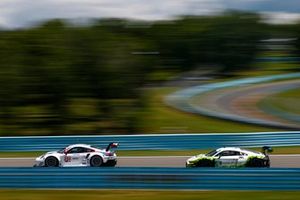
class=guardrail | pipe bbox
[0,167,299,190]
[166,73,300,129]
[0,132,300,151]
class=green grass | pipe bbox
[0,87,276,136]
[141,88,276,133]
[260,88,300,115]
[0,151,45,158]
[236,62,300,77]
[0,190,300,200]
[258,51,294,58]
[1,146,300,157]
[234,48,299,77]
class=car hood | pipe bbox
[38,151,59,158]
[45,151,59,155]
[187,154,212,163]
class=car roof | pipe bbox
[65,144,98,150]
[216,147,242,152]
[215,147,262,155]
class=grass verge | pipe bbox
[141,88,276,133]
[0,190,300,200]
[259,87,300,116]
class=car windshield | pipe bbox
[57,148,66,153]
[205,150,217,157]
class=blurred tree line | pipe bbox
[0,12,296,135]
[294,24,300,57]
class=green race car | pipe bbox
[186,146,273,168]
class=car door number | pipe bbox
[64,156,71,162]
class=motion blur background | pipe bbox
[1,1,300,200]
[0,0,299,136]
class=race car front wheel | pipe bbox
[45,156,59,167]
[90,155,103,167]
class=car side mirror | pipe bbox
[63,149,68,155]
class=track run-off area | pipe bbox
[166,73,300,129]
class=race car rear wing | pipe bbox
[106,142,119,152]
[262,146,273,155]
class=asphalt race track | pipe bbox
[190,79,300,129]
[166,73,300,129]
[0,155,300,168]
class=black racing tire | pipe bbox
[45,156,59,167]
[245,157,265,167]
[102,160,117,167]
[195,159,215,167]
[265,159,270,168]
[90,155,103,167]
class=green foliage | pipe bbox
[294,23,300,59]
[0,13,267,135]
[151,12,264,73]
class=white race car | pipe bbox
[34,143,118,167]
[186,146,272,168]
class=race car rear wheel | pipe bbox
[102,160,117,167]
[45,156,59,167]
[90,155,103,167]
[245,157,265,167]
